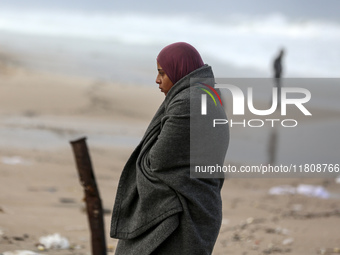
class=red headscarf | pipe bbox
[157,42,204,85]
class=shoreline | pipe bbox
[1,49,340,255]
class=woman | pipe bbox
[110,42,229,254]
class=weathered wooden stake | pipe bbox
[70,137,107,255]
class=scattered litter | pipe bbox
[107,245,115,252]
[36,244,45,251]
[38,233,70,249]
[246,217,254,224]
[318,247,340,254]
[265,227,290,235]
[297,184,330,199]
[268,185,296,195]
[2,251,42,255]
[263,245,291,254]
[1,156,31,165]
[269,184,330,199]
[276,227,290,236]
[282,238,294,245]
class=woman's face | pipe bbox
[156,62,174,96]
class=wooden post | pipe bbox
[70,137,107,255]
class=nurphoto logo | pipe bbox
[200,82,312,128]
[197,82,223,115]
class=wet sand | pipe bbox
[1,54,340,255]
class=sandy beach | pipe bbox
[1,51,340,255]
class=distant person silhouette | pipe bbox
[273,48,285,108]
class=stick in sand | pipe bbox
[70,137,107,255]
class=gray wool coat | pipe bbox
[110,65,229,255]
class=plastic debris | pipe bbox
[276,227,290,236]
[268,185,296,195]
[282,238,294,245]
[38,233,70,249]
[296,184,330,199]
[2,251,42,255]
[269,184,330,199]
[1,156,30,165]
[36,244,45,251]
[246,217,254,224]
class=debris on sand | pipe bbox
[38,233,69,250]
[1,251,42,255]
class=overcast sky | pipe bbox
[0,0,339,22]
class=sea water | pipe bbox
[0,1,339,83]
[0,1,339,165]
